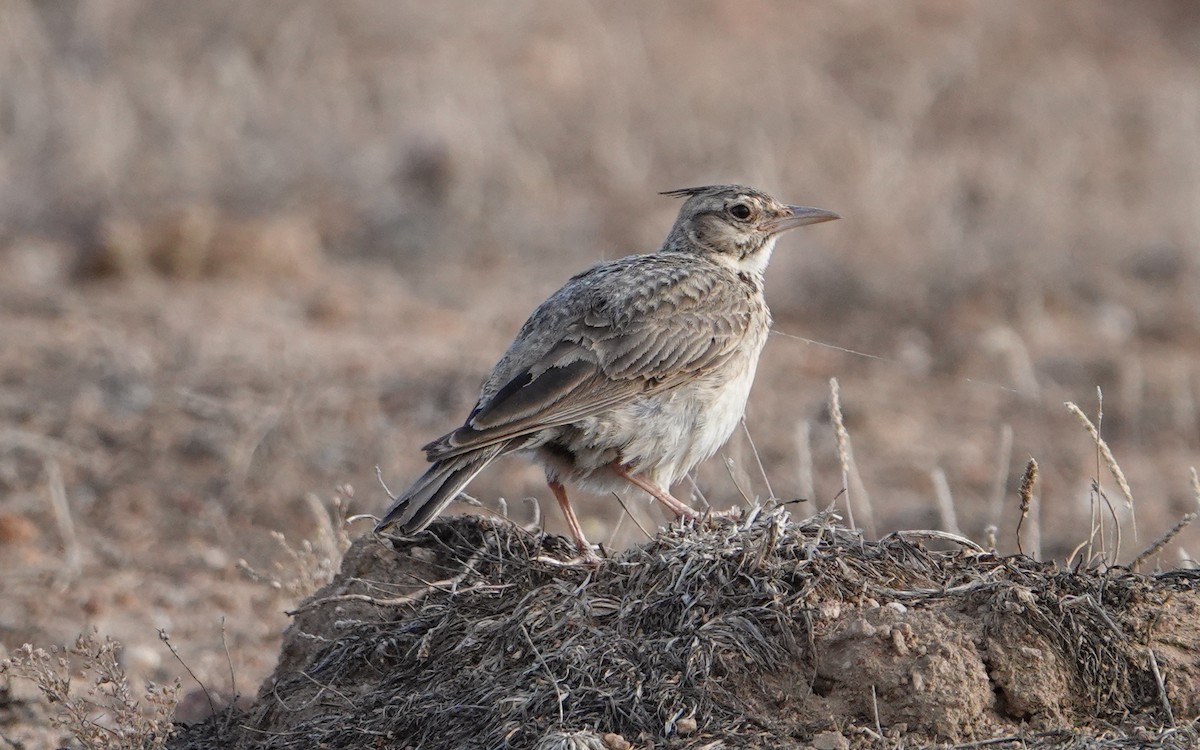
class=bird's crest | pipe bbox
[660,184,753,200]
[659,186,717,199]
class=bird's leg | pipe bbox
[548,479,601,562]
[610,463,698,519]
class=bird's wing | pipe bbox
[425,256,756,460]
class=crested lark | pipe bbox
[376,185,838,557]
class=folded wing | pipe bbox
[425,256,754,460]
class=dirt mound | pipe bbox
[169,510,1200,749]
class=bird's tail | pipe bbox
[375,443,509,534]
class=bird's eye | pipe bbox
[729,203,752,220]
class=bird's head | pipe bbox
[658,185,838,277]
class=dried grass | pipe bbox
[236,486,354,600]
[168,512,1199,750]
[828,377,874,536]
[1066,399,1137,554]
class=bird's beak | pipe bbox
[769,205,841,233]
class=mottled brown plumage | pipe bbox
[376,185,838,558]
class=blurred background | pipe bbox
[2,0,1199,725]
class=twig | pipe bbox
[948,733,1055,749]
[829,378,874,536]
[1028,493,1041,562]
[1147,649,1176,727]
[286,585,481,617]
[522,496,542,531]
[611,492,652,541]
[605,495,626,549]
[375,465,396,500]
[298,670,358,709]
[1093,388,1106,562]
[882,529,986,553]
[1066,538,1090,571]
[1060,593,1123,636]
[988,424,1013,534]
[795,419,814,503]
[983,525,998,554]
[160,629,216,719]
[684,472,712,510]
[288,543,492,616]
[520,624,565,724]
[1066,399,1137,546]
[1096,482,1122,570]
[869,579,997,600]
[870,685,883,740]
[1178,548,1198,570]
[828,378,853,531]
[305,493,338,560]
[1016,458,1037,557]
[221,616,237,702]
[740,417,774,500]
[44,459,81,591]
[930,467,962,537]
[723,456,754,507]
[220,617,239,732]
[1131,513,1196,572]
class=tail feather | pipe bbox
[375,443,508,534]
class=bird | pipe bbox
[376,184,838,559]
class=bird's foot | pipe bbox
[545,479,606,566]
[576,546,605,568]
[610,463,697,519]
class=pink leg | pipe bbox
[610,464,698,519]
[548,480,600,561]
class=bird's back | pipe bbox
[479,251,763,407]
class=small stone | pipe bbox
[675,716,697,735]
[0,513,38,544]
[201,546,229,569]
[811,729,850,750]
[602,733,631,750]
[124,643,162,675]
[409,547,438,563]
[886,601,907,614]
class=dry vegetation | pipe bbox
[2,1,1200,748]
[4,632,179,750]
[171,513,1200,749]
